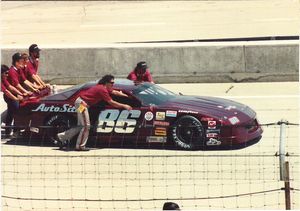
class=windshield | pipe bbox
[132,83,177,106]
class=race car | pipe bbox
[13,79,263,150]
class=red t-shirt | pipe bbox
[1,83,7,93]
[2,76,11,89]
[80,84,112,106]
[19,68,27,82]
[1,77,11,96]
[26,57,39,75]
[127,69,153,82]
[8,66,22,86]
[22,65,33,79]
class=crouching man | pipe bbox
[57,75,132,151]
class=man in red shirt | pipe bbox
[21,53,43,91]
[1,65,24,136]
[127,61,154,83]
[8,53,32,96]
[26,44,48,88]
[57,75,132,151]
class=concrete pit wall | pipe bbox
[1,41,298,84]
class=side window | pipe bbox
[112,95,141,107]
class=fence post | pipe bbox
[284,161,291,210]
[279,120,287,181]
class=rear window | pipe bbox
[43,81,96,101]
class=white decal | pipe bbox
[225,105,236,111]
[166,110,177,117]
[146,136,167,143]
[115,110,141,133]
[206,133,218,138]
[30,127,39,133]
[155,112,165,120]
[97,109,141,133]
[144,111,154,121]
[206,138,221,146]
[97,109,119,133]
[32,104,76,113]
[178,110,198,114]
[229,116,240,125]
[208,120,217,129]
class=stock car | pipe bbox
[13,79,263,150]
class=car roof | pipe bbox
[43,79,150,101]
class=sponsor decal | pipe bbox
[155,112,165,121]
[146,136,167,143]
[30,127,39,133]
[206,138,221,146]
[206,133,219,138]
[154,127,167,136]
[178,110,198,114]
[201,117,214,121]
[228,116,240,125]
[208,120,217,129]
[144,111,154,121]
[153,121,170,127]
[32,104,76,113]
[166,110,177,117]
[206,129,221,133]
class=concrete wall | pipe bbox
[1,41,298,84]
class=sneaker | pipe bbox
[75,147,90,151]
[57,132,65,142]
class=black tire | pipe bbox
[44,114,76,143]
[170,115,204,150]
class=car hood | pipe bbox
[161,95,256,121]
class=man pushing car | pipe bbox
[57,75,132,151]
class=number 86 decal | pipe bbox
[97,109,141,133]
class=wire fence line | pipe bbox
[1,121,299,210]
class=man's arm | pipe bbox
[23,80,40,93]
[111,90,129,97]
[31,74,45,87]
[16,84,30,95]
[8,85,23,96]
[3,89,23,101]
[107,99,132,110]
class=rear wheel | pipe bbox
[45,114,76,144]
[170,115,204,150]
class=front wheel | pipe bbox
[44,114,76,144]
[170,115,204,150]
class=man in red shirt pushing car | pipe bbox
[57,75,132,151]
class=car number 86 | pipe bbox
[97,109,141,133]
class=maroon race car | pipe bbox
[13,79,263,150]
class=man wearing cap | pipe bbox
[57,74,132,151]
[7,53,32,96]
[26,44,48,88]
[1,64,24,136]
[21,53,43,91]
[127,61,154,83]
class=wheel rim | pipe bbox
[175,118,203,145]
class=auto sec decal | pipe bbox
[32,104,76,112]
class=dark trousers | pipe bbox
[3,95,19,134]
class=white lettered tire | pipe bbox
[170,115,204,150]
